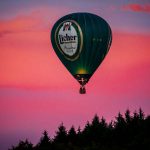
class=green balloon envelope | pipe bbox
[51,12,112,93]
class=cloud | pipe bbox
[0,30,13,37]
[123,3,150,13]
[0,6,70,38]
[0,13,45,37]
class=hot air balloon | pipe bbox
[51,12,112,94]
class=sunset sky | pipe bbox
[0,0,150,149]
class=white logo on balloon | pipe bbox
[58,21,78,56]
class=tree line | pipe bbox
[9,108,150,150]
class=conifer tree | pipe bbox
[68,126,76,144]
[125,109,132,124]
[100,116,107,128]
[115,112,126,128]
[36,130,51,150]
[91,114,100,127]
[77,126,81,135]
[9,139,33,150]
[54,123,67,143]
[139,108,145,120]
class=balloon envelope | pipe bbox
[51,12,112,93]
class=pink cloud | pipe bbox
[0,6,71,37]
[0,15,42,37]
[123,3,150,13]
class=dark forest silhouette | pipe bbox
[9,108,150,150]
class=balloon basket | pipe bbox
[79,86,86,94]
[74,74,90,94]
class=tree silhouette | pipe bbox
[77,126,81,135]
[125,109,132,125]
[54,123,67,143]
[9,108,150,150]
[67,126,76,144]
[35,130,51,150]
[9,139,33,150]
[139,107,145,120]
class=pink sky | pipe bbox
[0,1,150,149]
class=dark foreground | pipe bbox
[9,108,150,150]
